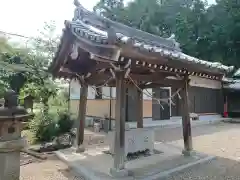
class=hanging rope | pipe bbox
[127,75,182,109]
[75,70,183,106]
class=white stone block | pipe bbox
[108,128,154,157]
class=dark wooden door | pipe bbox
[152,88,171,120]
[126,87,137,122]
[152,88,161,120]
[159,88,170,120]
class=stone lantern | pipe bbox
[0,90,32,180]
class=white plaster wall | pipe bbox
[70,80,115,100]
[104,87,152,100]
[143,89,152,100]
[189,76,221,89]
[102,87,111,99]
[91,86,152,100]
[69,79,95,100]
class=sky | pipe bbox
[0,0,215,39]
[0,0,99,38]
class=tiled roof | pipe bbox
[223,77,240,89]
[224,80,240,89]
[233,68,240,77]
[66,20,234,73]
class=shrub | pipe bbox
[29,110,59,142]
[57,111,75,135]
[29,109,75,143]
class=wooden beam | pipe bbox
[50,32,74,74]
[76,82,88,153]
[181,77,193,156]
[121,47,226,75]
[73,36,118,61]
[92,56,188,76]
[86,71,182,83]
[142,79,184,89]
[129,74,177,81]
[112,70,126,171]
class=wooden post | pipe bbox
[68,81,71,113]
[76,83,88,153]
[137,89,143,128]
[110,70,128,177]
[181,78,193,156]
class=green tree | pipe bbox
[93,0,240,67]
[0,37,32,96]
[21,21,59,112]
[204,0,240,67]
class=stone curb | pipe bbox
[222,118,240,123]
[151,118,231,130]
[21,149,47,160]
[55,150,103,180]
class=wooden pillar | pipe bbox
[68,81,71,113]
[137,89,143,128]
[76,84,88,153]
[110,70,128,177]
[181,78,193,156]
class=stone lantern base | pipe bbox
[0,137,27,180]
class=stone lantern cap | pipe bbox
[0,90,32,121]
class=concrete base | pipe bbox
[110,168,129,178]
[127,116,232,129]
[75,145,85,153]
[84,115,231,129]
[108,128,154,157]
[0,152,20,180]
[55,142,215,180]
[223,118,240,123]
[182,149,196,157]
[0,137,26,180]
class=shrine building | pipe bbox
[49,1,234,178]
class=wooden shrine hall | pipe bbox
[49,0,234,177]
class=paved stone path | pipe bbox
[20,122,240,179]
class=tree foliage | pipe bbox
[0,37,31,96]
[21,21,59,111]
[0,21,58,109]
[94,0,240,67]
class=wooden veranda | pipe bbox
[49,0,234,176]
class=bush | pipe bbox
[29,109,75,143]
[29,110,59,142]
[57,111,75,135]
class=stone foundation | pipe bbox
[108,128,154,157]
[0,152,20,180]
[0,138,26,180]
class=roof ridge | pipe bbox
[72,0,181,51]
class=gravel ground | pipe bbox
[20,154,84,180]
[163,158,240,180]
[20,122,240,180]
[155,122,240,179]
